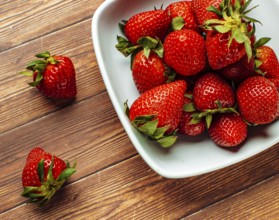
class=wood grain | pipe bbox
[0,19,105,133]
[1,143,279,219]
[184,175,279,220]
[0,0,103,52]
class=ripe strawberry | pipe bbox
[127,80,187,147]
[193,72,235,111]
[163,29,206,76]
[124,9,171,46]
[191,0,245,26]
[236,76,279,125]
[206,30,247,70]
[179,93,206,136]
[255,45,279,90]
[20,51,77,98]
[165,1,199,32]
[203,0,256,70]
[218,54,255,84]
[191,0,223,26]
[132,50,173,93]
[208,113,247,147]
[21,147,76,205]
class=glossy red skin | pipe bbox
[165,1,199,32]
[163,29,206,76]
[132,51,167,93]
[35,55,77,98]
[193,72,235,111]
[208,113,247,147]
[236,76,279,125]
[178,94,206,136]
[256,46,279,90]
[191,0,245,26]
[22,147,67,187]
[129,80,187,132]
[218,55,255,84]
[206,31,246,70]
[124,9,171,45]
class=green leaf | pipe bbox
[205,114,213,129]
[35,51,50,59]
[157,136,178,148]
[132,115,156,127]
[152,126,169,140]
[57,168,76,181]
[189,117,201,125]
[183,103,196,113]
[153,40,164,58]
[253,37,271,49]
[19,71,33,76]
[244,36,252,60]
[137,119,158,136]
[119,20,127,35]
[26,193,45,199]
[124,100,130,117]
[254,59,263,68]
[171,16,185,31]
[21,186,40,196]
[37,159,45,183]
[207,5,222,16]
[213,25,231,33]
[27,60,46,68]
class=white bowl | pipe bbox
[92,0,279,178]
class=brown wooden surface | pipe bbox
[1,0,279,219]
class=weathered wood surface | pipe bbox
[1,0,279,219]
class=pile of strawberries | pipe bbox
[116,0,279,148]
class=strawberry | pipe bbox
[163,29,206,76]
[165,1,199,32]
[179,93,206,136]
[193,72,235,111]
[132,50,174,93]
[191,0,245,26]
[20,51,77,98]
[218,54,255,84]
[236,76,279,125]
[21,147,76,205]
[126,80,187,147]
[191,0,223,26]
[208,113,247,147]
[203,0,257,70]
[255,45,279,90]
[124,9,171,46]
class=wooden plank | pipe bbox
[0,0,103,51]
[1,142,279,219]
[0,92,137,213]
[0,19,106,133]
[184,175,279,220]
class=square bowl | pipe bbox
[92,0,279,178]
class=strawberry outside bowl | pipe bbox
[92,0,279,179]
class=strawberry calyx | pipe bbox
[184,100,239,128]
[124,102,177,148]
[204,0,260,60]
[171,16,185,31]
[21,157,76,205]
[19,51,59,87]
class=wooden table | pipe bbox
[1,1,279,219]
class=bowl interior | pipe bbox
[92,0,279,178]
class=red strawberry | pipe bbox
[165,1,199,32]
[163,29,206,76]
[236,76,279,125]
[124,9,171,46]
[20,51,77,98]
[255,45,279,90]
[218,54,255,84]
[127,80,187,147]
[191,0,245,26]
[208,113,247,147]
[191,0,223,26]
[21,147,76,205]
[132,50,173,93]
[193,72,235,111]
[206,30,247,70]
[179,93,206,136]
